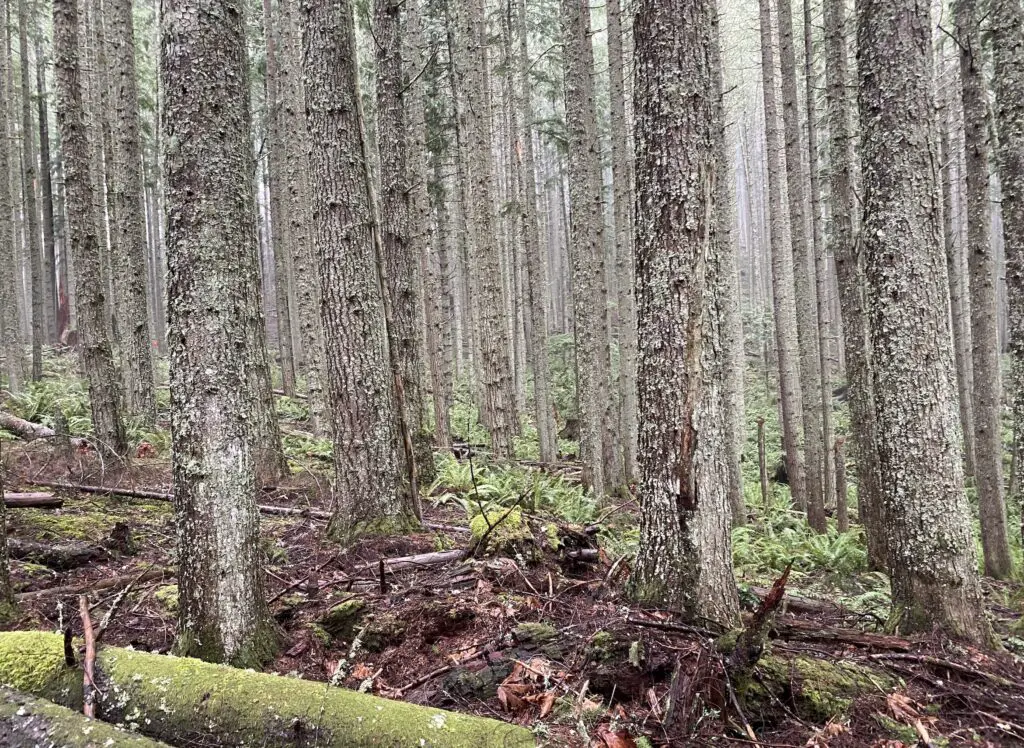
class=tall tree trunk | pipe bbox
[630,0,740,628]
[954,0,1013,578]
[279,0,329,437]
[857,0,993,643]
[161,0,278,667]
[777,0,825,531]
[375,0,432,485]
[107,0,156,424]
[17,0,43,381]
[261,0,296,399]
[302,0,414,541]
[513,0,556,464]
[36,37,57,346]
[824,0,885,567]
[51,0,126,454]
[606,0,637,482]
[0,0,23,392]
[447,0,517,457]
[561,0,617,495]
[991,0,1024,545]
[757,0,807,513]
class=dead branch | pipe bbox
[770,617,912,651]
[729,563,792,678]
[7,539,108,571]
[3,492,62,508]
[17,567,171,601]
[78,596,96,718]
[355,549,468,573]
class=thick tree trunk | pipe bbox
[17,0,43,381]
[52,0,126,456]
[447,0,517,457]
[561,0,617,496]
[630,0,740,628]
[0,0,23,393]
[857,0,993,643]
[991,0,1024,546]
[757,0,807,513]
[161,0,279,667]
[107,0,156,424]
[35,38,57,346]
[824,0,885,569]
[302,0,413,542]
[955,0,1013,579]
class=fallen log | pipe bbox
[7,539,108,571]
[749,585,848,616]
[0,412,85,448]
[0,631,535,747]
[770,617,912,651]
[15,567,171,601]
[3,492,63,509]
[0,684,168,747]
[356,548,469,573]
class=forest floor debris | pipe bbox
[0,449,1023,746]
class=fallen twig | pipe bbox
[390,663,456,697]
[78,595,97,718]
[866,653,1020,688]
[17,567,170,601]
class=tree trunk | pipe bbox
[824,0,886,569]
[447,0,517,458]
[161,0,279,667]
[107,0,156,424]
[279,0,329,437]
[630,0,740,628]
[302,0,413,542]
[35,38,57,346]
[857,0,993,643]
[561,0,617,495]
[0,0,23,393]
[0,441,13,615]
[955,0,1013,579]
[757,0,807,513]
[777,0,825,531]
[17,0,43,381]
[834,437,849,533]
[52,0,126,456]
[991,0,1024,547]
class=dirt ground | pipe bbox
[3,442,1024,747]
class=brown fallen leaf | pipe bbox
[592,725,637,748]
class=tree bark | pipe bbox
[757,0,807,514]
[991,0,1024,546]
[857,0,993,643]
[824,0,885,569]
[107,0,157,424]
[955,0,1013,578]
[0,0,23,393]
[35,37,57,346]
[630,0,740,628]
[302,0,414,541]
[161,0,279,667]
[52,0,126,456]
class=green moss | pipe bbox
[319,599,367,640]
[543,523,561,550]
[0,632,534,747]
[154,585,179,613]
[309,624,332,647]
[715,630,741,655]
[10,511,110,542]
[586,630,626,662]
[362,613,408,652]
[512,622,557,645]
[469,508,532,556]
[327,513,421,546]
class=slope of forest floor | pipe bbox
[2,358,1024,746]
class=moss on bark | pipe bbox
[0,631,534,747]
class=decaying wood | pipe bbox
[749,585,847,616]
[771,617,912,651]
[0,412,85,448]
[729,563,792,678]
[7,538,108,570]
[78,595,96,718]
[2,492,62,508]
[16,567,171,601]
[356,548,469,573]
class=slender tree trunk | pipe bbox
[834,437,849,533]
[606,0,637,482]
[0,441,12,616]
[107,0,156,423]
[991,0,1024,546]
[161,0,278,668]
[261,0,296,399]
[561,0,617,495]
[777,0,825,531]
[630,0,740,628]
[857,0,993,643]
[757,0,807,513]
[0,0,23,392]
[36,37,57,346]
[954,0,1013,578]
[17,0,43,381]
[447,0,517,457]
[51,0,126,454]
[825,0,885,568]
[280,0,329,436]
[302,0,414,541]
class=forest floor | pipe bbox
[3,440,1024,747]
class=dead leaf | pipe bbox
[805,721,849,747]
[350,663,375,680]
[538,691,556,718]
[592,725,637,748]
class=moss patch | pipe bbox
[319,599,367,641]
[154,585,179,613]
[469,508,533,557]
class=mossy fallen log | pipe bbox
[0,631,535,747]
[0,684,168,747]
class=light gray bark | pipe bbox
[954,0,1013,578]
[0,0,23,393]
[302,0,413,541]
[161,0,278,667]
[35,38,57,347]
[631,0,740,628]
[857,0,993,642]
[52,0,126,454]
[757,0,807,513]
[107,0,156,423]
[17,0,42,381]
